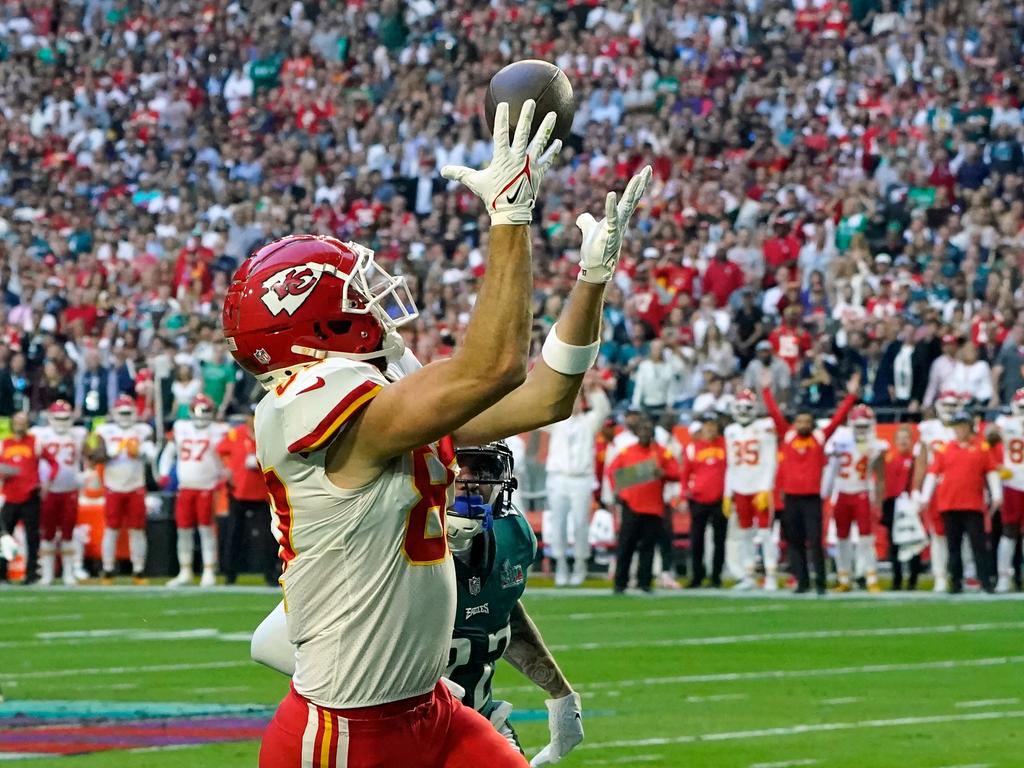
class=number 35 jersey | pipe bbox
[255,357,457,709]
[724,418,777,495]
[447,510,536,716]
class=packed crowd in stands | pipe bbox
[1,0,1024,430]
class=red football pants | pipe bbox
[259,681,528,768]
[735,493,771,529]
[175,488,215,528]
[40,491,78,540]
[1003,487,1024,528]
[104,489,146,529]
[833,492,873,539]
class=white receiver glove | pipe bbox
[441,100,562,226]
[576,165,652,284]
[530,692,583,767]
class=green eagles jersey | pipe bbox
[447,510,537,715]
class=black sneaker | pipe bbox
[685,579,703,589]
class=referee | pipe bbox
[920,410,1000,593]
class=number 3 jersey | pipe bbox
[31,426,87,493]
[995,415,1024,491]
[158,420,229,490]
[724,418,777,495]
[447,510,536,716]
[255,357,457,709]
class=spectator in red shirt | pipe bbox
[762,369,860,593]
[769,306,813,373]
[217,406,275,586]
[921,411,1001,593]
[680,414,728,588]
[763,221,801,280]
[882,426,921,590]
[0,412,57,585]
[607,415,680,594]
[702,249,744,309]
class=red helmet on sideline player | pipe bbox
[849,404,875,442]
[112,394,136,428]
[731,389,757,425]
[1012,388,1024,418]
[221,236,417,389]
[190,393,215,427]
[47,399,73,434]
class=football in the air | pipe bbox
[484,60,574,147]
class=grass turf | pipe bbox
[2,584,1023,767]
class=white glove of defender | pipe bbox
[441,100,562,226]
[576,165,652,284]
[530,692,584,766]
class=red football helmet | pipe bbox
[112,394,136,428]
[849,404,875,442]
[47,399,73,433]
[222,236,417,387]
[731,389,757,424]
[1012,388,1024,418]
[190,394,215,426]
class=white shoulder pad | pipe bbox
[273,358,387,455]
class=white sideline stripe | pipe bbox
[750,761,820,768]
[547,621,1024,651]
[501,655,1024,695]
[0,628,254,648]
[821,697,863,705]
[576,710,1024,749]
[562,605,788,621]
[1,660,252,680]
[932,764,990,768]
[524,587,1024,602]
[1,613,85,624]
[955,698,1019,708]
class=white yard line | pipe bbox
[547,621,1024,652]
[684,693,748,703]
[501,655,1024,695]
[955,698,1019,708]
[750,760,820,768]
[1,660,252,680]
[561,605,789,621]
[574,710,1024,750]
[820,697,863,705]
[584,756,663,765]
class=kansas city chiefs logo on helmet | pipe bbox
[260,263,330,316]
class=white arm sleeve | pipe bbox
[987,471,1003,508]
[157,440,176,479]
[251,601,296,676]
[920,473,937,506]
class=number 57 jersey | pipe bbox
[255,358,457,709]
[724,418,777,495]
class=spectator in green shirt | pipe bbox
[250,48,283,92]
[201,342,237,419]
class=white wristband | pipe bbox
[542,323,600,375]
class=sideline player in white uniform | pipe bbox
[825,405,887,592]
[223,100,650,767]
[92,395,156,584]
[32,400,87,586]
[724,390,778,590]
[913,389,960,592]
[990,388,1024,592]
[160,394,229,587]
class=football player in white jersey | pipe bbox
[825,405,887,592]
[723,390,779,590]
[913,389,960,592]
[32,400,87,586]
[223,99,650,767]
[990,388,1024,592]
[160,394,229,587]
[92,395,156,585]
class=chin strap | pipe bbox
[452,494,494,531]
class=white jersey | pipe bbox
[724,418,777,495]
[95,422,155,493]
[995,415,1024,491]
[256,357,456,709]
[917,419,955,466]
[826,426,887,495]
[31,426,86,494]
[159,420,229,490]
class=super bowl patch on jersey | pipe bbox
[499,559,525,589]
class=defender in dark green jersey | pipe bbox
[446,441,583,765]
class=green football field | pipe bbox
[2,585,1024,767]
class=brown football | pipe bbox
[484,60,574,148]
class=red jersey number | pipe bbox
[838,453,869,480]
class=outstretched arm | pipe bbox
[454,168,651,447]
[504,601,572,697]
